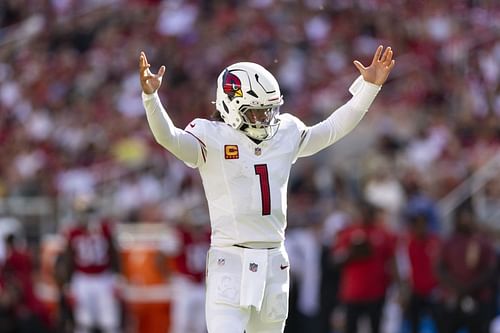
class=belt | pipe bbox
[233,244,278,250]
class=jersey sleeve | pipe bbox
[296,76,381,158]
[183,118,209,168]
[278,113,308,164]
[142,92,204,167]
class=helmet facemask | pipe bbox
[240,105,281,140]
[215,62,283,141]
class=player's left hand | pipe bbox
[353,45,395,86]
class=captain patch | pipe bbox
[224,145,239,159]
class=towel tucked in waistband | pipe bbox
[239,248,268,310]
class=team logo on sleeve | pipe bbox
[224,145,239,159]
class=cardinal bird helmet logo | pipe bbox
[222,70,243,100]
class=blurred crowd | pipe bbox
[0,0,499,332]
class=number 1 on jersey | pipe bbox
[254,164,271,216]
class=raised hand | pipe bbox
[139,51,166,94]
[353,45,395,86]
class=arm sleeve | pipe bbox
[142,92,202,166]
[297,76,381,158]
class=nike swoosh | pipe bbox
[280,265,288,270]
[189,123,196,128]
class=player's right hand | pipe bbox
[139,51,166,94]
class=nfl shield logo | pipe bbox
[218,258,225,266]
[254,147,261,156]
[249,263,258,272]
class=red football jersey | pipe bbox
[174,225,210,283]
[66,220,114,274]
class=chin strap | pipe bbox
[243,120,281,141]
[243,127,268,140]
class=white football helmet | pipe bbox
[215,62,283,140]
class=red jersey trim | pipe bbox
[186,130,207,163]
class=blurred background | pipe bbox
[0,0,498,332]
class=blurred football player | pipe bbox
[436,205,497,333]
[333,201,397,333]
[4,233,52,333]
[59,195,122,333]
[170,207,211,333]
[139,45,395,333]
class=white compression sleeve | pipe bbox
[142,92,201,165]
[298,77,381,158]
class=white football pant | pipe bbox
[205,245,289,333]
[71,272,120,333]
[170,274,206,333]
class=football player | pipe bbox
[139,45,395,333]
[170,208,211,333]
[59,195,122,333]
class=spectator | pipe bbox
[363,157,406,230]
[436,205,497,333]
[285,211,324,333]
[400,211,441,333]
[0,1,497,227]
[473,177,500,249]
[4,233,52,333]
[0,217,22,265]
[333,201,397,333]
[0,262,17,333]
[319,198,353,333]
[402,170,441,233]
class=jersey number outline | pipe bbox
[254,164,271,215]
[73,234,109,266]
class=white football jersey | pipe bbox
[143,76,380,248]
[184,114,307,247]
